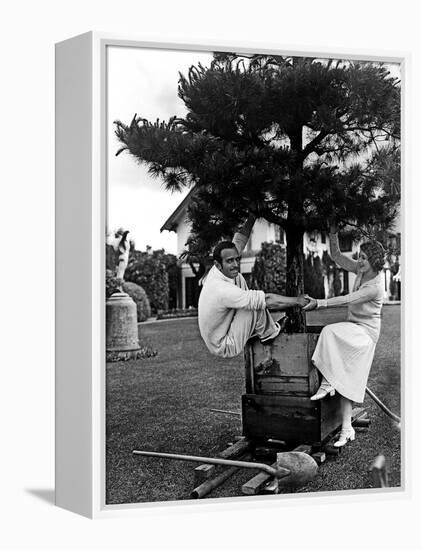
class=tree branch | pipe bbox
[236,213,256,239]
[301,129,329,158]
[260,208,284,226]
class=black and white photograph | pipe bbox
[105,45,402,505]
[6,0,421,545]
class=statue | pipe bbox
[115,229,130,285]
[106,228,156,361]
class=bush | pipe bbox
[251,242,346,300]
[156,308,198,320]
[156,250,178,310]
[122,281,151,322]
[251,242,286,293]
[106,269,120,299]
[125,248,171,313]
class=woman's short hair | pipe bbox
[213,241,238,264]
[360,241,385,272]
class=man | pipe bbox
[198,215,308,358]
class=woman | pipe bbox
[303,225,385,447]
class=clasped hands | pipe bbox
[298,294,317,311]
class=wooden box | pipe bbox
[245,333,320,397]
[242,392,342,444]
[242,317,345,444]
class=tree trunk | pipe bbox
[285,225,306,332]
[285,123,305,332]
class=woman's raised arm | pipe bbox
[232,214,256,255]
[329,232,359,274]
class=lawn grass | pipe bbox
[106,305,401,504]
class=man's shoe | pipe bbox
[260,321,281,346]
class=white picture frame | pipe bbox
[55,31,408,518]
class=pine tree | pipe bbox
[115,54,400,330]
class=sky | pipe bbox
[107,49,401,254]
[107,46,213,254]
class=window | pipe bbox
[185,277,200,308]
[274,225,285,244]
[338,233,353,252]
[387,233,401,253]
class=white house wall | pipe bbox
[176,216,192,256]
[249,219,277,250]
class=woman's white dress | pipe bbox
[311,234,384,403]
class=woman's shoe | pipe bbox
[333,427,355,448]
[310,383,336,401]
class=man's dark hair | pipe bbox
[213,241,238,264]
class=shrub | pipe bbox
[121,281,151,322]
[251,242,286,293]
[156,308,198,320]
[158,251,178,310]
[251,242,343,300]
[106,269,120,299]
[125,247,171,313]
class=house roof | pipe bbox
[160,187,196,232]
